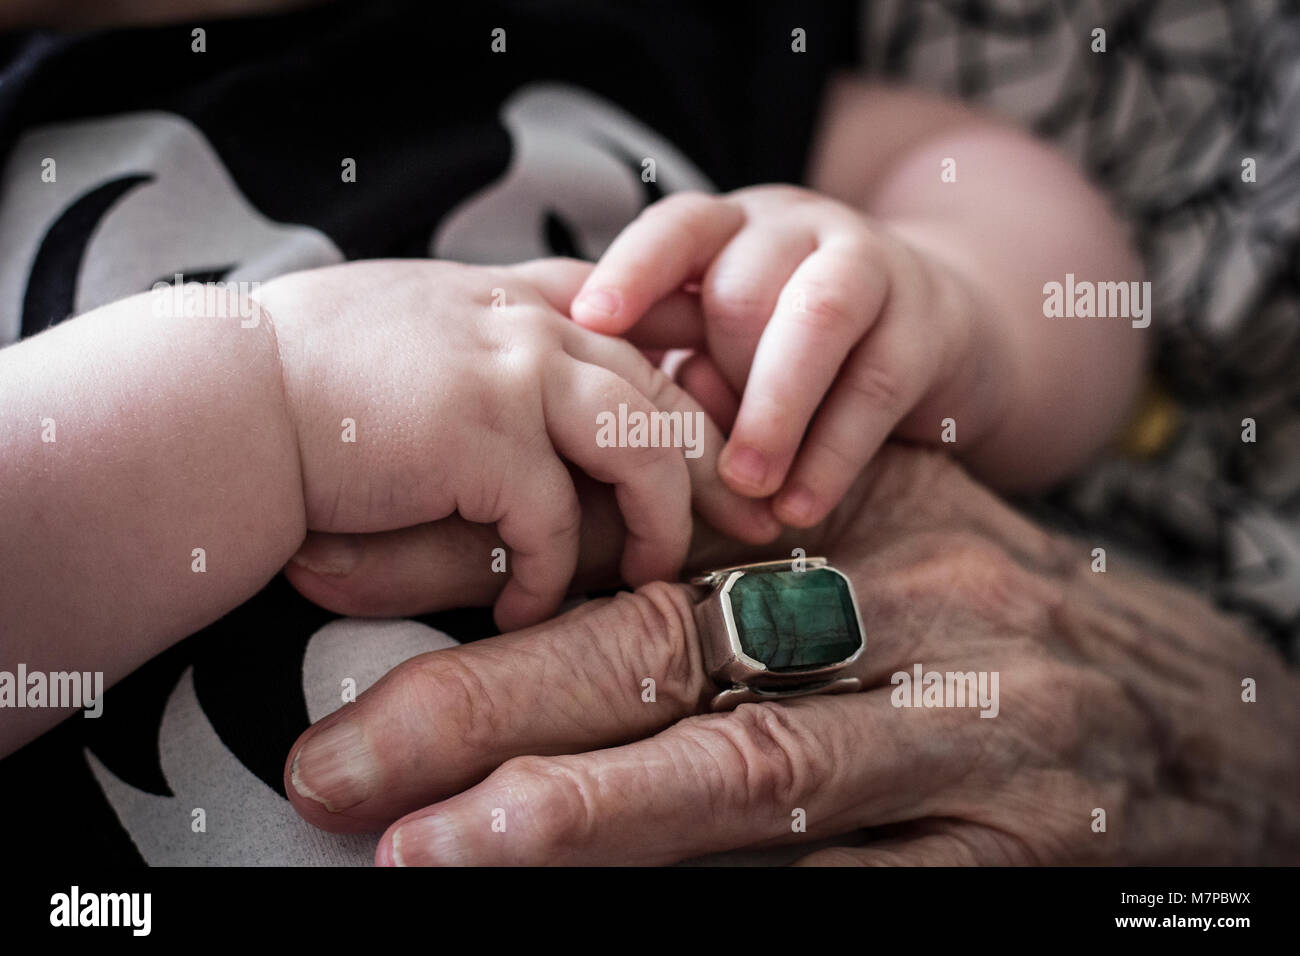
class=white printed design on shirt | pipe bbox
[86,619,459,866]
[0,111,344,344]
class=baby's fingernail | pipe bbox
[573,287,621,321]
[391,814,467,866]
[777,486,818,526]
[724,445,769,493]
[290,718,379,813]
[290,534,361,577]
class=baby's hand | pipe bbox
[570,187,994,528]
[256,258,773,630]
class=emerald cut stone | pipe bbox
[725,568,861,672]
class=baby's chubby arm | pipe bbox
[0,258,767,755]
[571,79,1148,522]
[0,284,303,751]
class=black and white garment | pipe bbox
[0,0,854,865]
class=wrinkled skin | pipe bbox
[284,445,1300,865]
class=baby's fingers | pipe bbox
[720,238,888,498]
[774,312,938,527]
[544,354,693,588]
[492,452,583,631]
[560,329,779,544]
[570,192,743,334]
[674,351,740,434]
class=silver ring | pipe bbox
[691,558,868,711]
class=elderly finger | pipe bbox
[284,581,714,833]
[378,691,970,866]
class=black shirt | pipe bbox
[0,0,855,865]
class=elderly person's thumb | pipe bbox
[283,471,776,621]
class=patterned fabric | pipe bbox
[0,0,856,866]
[860,0,1300,656]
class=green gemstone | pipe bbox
[725,568,862,672]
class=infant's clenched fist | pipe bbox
[256,258,773,630]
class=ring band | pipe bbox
[691,558,867,711]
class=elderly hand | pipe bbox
[283,445,1300,865]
